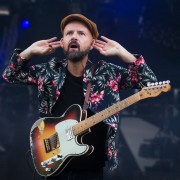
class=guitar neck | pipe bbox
[73,92,140,136]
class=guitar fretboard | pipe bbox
[73,92,140,135]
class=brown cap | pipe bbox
[61,14,99,39]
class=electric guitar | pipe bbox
[30,81,171,177]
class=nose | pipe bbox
[71,32,78,40]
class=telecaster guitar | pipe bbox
[30,81,171,177]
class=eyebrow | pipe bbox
[65,30,86,34]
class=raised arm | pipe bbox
[94,36,157,89]
[2,37,62,85]
[20,37,62,59]
[93,36,136,63]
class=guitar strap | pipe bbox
[83,65,95,110]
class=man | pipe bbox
[2,14,157,179]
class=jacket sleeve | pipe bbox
[109,54,157,89]
[2,49,46,86]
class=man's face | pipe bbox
[61,21,94,63]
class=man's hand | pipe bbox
[20,37,62,60]
[93,36,136,63]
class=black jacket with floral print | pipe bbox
[2,48,157,170]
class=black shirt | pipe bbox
[52,70,108,170]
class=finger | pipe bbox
[94,42,104,48]
[50,44,62,49]
[95,39,106,45]
[49,41,63,48]
[49,41,61,45]
[48,42,62,50]
[94,45,107,56]
[93,44,102,52]
[50,48,56,53]
[47,37,57,43]
[48,46,55,54]
[52,44,62,49]
[100,36,110,42]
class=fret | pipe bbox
[73,93,140,135]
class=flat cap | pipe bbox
[61,14,99,39]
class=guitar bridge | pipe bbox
[41,154,63,167]
[44,133,60,153]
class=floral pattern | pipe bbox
[2,48,157,170]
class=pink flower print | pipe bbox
[110,123,116,128]
[132,77,138,83]
[38,78,44,89]
[28,77,36,83]
[45,107,48,114]
[114,150,118,157]
[130,72,138,83]
[31,65,36,70]
[52,80,56,88]
[83,75,88,83]
[134,56,145,66]
[9,64,15,71]
[90,90,104,103]
[108,80,118,92]
[116,76,121,83]
[56,90,60,100]
[108,147,112,157]
[130,69,138,83]
[2,74,8,81]
[106,122,117,128]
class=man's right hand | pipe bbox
[19,37,62,60]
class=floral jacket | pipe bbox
[2,48,157,170]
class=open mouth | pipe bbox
[68,41,80,50]
[70,45,78,49]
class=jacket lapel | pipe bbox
[49,59,67,113]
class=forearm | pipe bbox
[116,55,157,89]
[19,46,34,60]
[2,49,27,82]
[128,55,157,87]
[116,45,136,63]
[2,49,38,85]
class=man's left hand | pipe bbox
[93,36,122,57]
[93,36,136,63]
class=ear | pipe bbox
[90,39,95,50]
[60,38,64,48]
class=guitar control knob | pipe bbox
[41,162,48,167]
[45,168,53,172]
[51,158,56,162]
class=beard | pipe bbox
[63,41,91,63]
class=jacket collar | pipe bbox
[83,60,95,83]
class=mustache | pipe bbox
[68,40,80,50]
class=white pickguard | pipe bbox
[55,120,89,159]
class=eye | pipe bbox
[79,32,85,35]
[66,31,73,35]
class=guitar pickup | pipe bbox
[44,133,60,153]
[44,139,51,153]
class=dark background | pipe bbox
[0,0,180,179]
